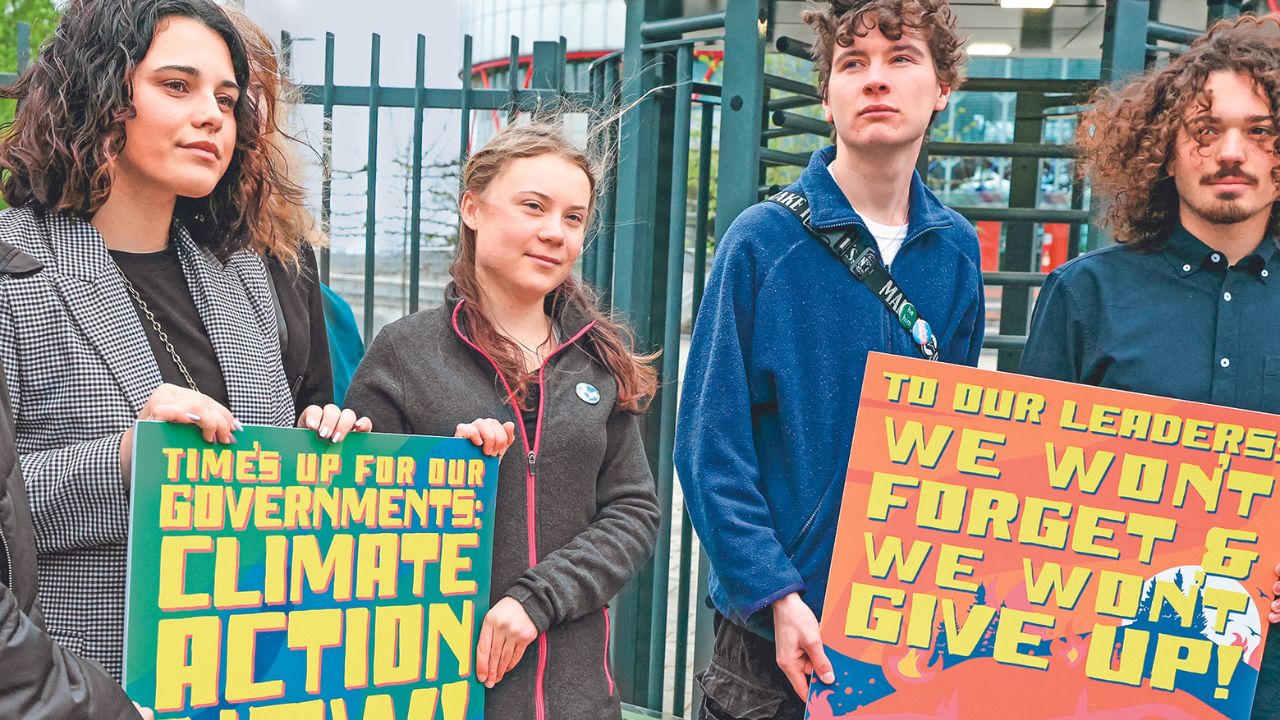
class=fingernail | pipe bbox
[233,420,244,431]
[821,672,835,684]
[320,426,331,438]
[307,417,319,429]
[332,431,343,443]
[186,412,202,422]
[228,434,238,445]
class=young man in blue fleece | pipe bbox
[675,1,984,717]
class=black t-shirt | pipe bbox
[110,245,230,408]
[521,384,540,446]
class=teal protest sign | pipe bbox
[123,421,499,719]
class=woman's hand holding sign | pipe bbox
[454,418,515,457]
[297,404,372,443]
[476,596,538,688]
[121,383,242,491]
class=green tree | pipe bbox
[0,2,59,119]
[0,1,59,70]
[0,1,59,207]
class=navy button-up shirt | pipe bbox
[1021,226,1280,720]
[1020,225,1280,413]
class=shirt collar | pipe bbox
[1163,223,1279,281]
[795,146,953,238]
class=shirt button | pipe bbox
[1224,292,1233,301]
[1212,253,1222,263]
[1221,357,1231,368]
[1183,264,1192,272]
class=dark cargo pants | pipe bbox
[696,614,807,720]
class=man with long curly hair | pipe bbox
[1021,15,1280,717]
[676,1,985,717]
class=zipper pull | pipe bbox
[527,451,536,469]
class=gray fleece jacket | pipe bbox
[344,289,660,720]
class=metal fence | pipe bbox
[289,32,593,338]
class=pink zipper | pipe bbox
[602,607,616,695]
[451,301,597,719]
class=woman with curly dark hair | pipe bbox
[0,0,371,680]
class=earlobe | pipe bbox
[459,192,479,231]
[935,84,951,113]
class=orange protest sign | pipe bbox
[808,353,1280,719]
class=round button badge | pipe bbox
[898,303,918,330]
[576,382,600,405]
[911,318,933,346]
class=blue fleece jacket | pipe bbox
[675,146,985,631]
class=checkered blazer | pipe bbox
[0,207,294,680]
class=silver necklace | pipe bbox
[112,262,200,393]
[499,318,559,367]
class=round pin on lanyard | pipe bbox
[913,318,939,359]
[899,302,939,360]
[764,189,943,362]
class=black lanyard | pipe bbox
[768,190,940,361]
